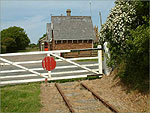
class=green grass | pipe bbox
[17,47,39,52]
[1,83,42,113]
[0,76,101,113]
[48,76,101,83]
[76,59,98,62]
[76,57,104,62]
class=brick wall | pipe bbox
[52,41,93,57]
[53,42,92,50]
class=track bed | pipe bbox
[40,81,119,113]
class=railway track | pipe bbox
[55,82,119,113]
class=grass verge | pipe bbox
[48,75,101,83]
[1,83,42,113]
[76,59,98,62]
[17,47,39,52]
[0,76,101,113]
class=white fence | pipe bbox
[0,46,102,86]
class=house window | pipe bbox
[63,40,67,43]
[73,40,77,43]
[84,40,87,43]
[44,42,48,48]
[78,40,82,43]
[89,40,92,43]
[56,40,61,44]
[68,40,72,43]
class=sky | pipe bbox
[0,0,115,44]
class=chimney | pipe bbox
[66,9,71,16]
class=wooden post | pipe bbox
[47,53,52,79]
[45,78,48,86]
[98,45,102,74]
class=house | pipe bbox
[39,9,97,57]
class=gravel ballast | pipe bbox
[40,70,149,112]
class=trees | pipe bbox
[37,33,47,47]
[1,37,17,53]
[99,0,137,66]
[1,26,30,53]
[38,33,46,44]
[121,24,149,91]
[99,0,149,91]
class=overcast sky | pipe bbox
[1,0,115,44]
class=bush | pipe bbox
[1,26,30,53]
[99,0,149,92]
[99,0,137,66]
[118,24,149,92]
[2,37,17,53]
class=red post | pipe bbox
[45,78,48,86]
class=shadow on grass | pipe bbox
[48,76,101,83]
[112,68,149,94]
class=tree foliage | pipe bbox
[37,33,47,47]
[99,0,138,66]
[99,0,149,92]
[1,26,30,53]
[39,33,47,41]
[119,24,149,92]
[2,37,17,53]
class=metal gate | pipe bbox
[0,46,102,86]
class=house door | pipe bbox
[44,42,48,51]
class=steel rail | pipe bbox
[81,82,119,113]
[55,83,75,113]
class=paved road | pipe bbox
[0,54,100,85]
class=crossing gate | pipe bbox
[0,46,103,86]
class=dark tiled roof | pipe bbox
[47,23,51,41]
[47,16,96,40]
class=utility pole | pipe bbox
[50,14,52,23]
[89,1,92,17]
[80,10,82,16]
[99,11,102,27]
